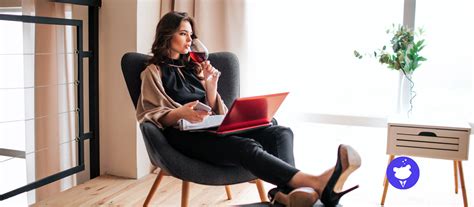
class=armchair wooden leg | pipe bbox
[181,181,190,207]
[255,179,268,202]
[454,160,458,194]
[144,171,165,207]
[225,185,232,200]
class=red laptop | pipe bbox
[211,92,289,135]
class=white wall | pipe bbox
[136,0,160,178]
[99,0,157,179]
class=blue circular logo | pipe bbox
[386,156,420,189]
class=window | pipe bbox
[1,9,78,204]
[0,10,28,205]
[246,0,404,118]
[245,0,473,124]
[413,0,474,121]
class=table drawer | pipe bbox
[387,126,470,160]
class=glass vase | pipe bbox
[397,71,415,117]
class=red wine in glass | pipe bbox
[189,38,220,79]
[189,38,209,63]
[190,51,208,63]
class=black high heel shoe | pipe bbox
[321,144,361,207]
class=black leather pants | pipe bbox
[164,125,299,187]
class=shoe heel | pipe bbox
[336,185,359,198]
[321,145,361,207]
[323,185,359,207]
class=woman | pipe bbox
[136,11,361,207]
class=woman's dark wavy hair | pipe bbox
[149,11,201,76]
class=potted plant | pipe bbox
[354,24,427,116]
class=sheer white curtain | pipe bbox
[0,9,28,206]
[0,1,76,204]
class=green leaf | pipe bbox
[418,45,425,51]
[417,39,425,46]
[353,23,426,74]
[354,50,360,57]
[418,57,427,61]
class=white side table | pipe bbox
[381,117,471,206]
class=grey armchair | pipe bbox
[120,52,268,207]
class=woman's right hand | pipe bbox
[177,101,211,123]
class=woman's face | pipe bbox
[169,20,193,59]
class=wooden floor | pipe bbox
[32,121,472,206]
[34,171,273,206]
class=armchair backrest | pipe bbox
[120,52,240,108]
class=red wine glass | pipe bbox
[189,39,220,79]
[189,38,209,63]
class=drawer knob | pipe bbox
[418,131,437,137]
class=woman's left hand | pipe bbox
[200,60,220,83]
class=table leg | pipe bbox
[457,161,468,207]
[383,155,395,186]
[381,154,395,205]
[454,160,458,194]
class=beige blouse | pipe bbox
[136,64,228,129]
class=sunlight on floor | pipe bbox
[281,120,471,206]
